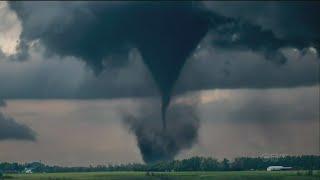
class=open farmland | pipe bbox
[4,171,320,180]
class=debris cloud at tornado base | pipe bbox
[122,98,199,163]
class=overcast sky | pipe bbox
[0,1,319,165]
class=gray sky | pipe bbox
[0,86,319,166]
[0,1,319,165]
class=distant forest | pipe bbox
[1,155,319,173]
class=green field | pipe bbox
[3,171,320,180]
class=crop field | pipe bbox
[3,171,320,180]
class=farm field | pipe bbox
[4,171,320,180]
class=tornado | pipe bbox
[9,1,319,163]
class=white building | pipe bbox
[24,168,33,174]
[267,166,292,171]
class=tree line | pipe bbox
[0,155,319,173]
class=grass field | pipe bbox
[3,171,320,180]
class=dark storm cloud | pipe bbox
[0,99,36,141]
[9,1,211,128]
[8,1,319,95]
[207,20,287,64]
[204,1,320,64]
[8,1,320,129]
[75,49,157,99]
[0,113,36,141]
[0,99,6,107]
[174,44,319,94]
[204,1,320,42]
[0,47,156,99]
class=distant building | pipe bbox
[24,168,33,174]
[267,166,292,171]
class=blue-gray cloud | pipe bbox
[0,99,36,141]
[4,1,318,100]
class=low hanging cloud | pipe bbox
[0,100,6,107]
[195,86,319,123]
[203,1,320,43]
[0,99,36,141]
[0,46,156,99]
[174,40,319,95]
